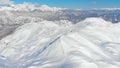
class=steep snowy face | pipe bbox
[0,18,120,68]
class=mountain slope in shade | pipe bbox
[0,18,120,68]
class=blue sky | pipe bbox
[12,0,120,9]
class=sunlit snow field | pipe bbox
[0,3,120,68]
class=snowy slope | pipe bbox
[0,18,120,68]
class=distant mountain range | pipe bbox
[0,3,120,24]
[47,9,120,23]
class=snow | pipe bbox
[92,8,120,10]
[0,3,64,12]
[0,17,120,68]
[101,8,120,10]
[81,17,112,26]
[39,5,63,12]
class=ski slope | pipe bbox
[0,18,120,68]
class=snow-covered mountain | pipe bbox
[0,3,120,23]
[0,4,120,68]
[0,17,120,68]
[0,3,64,12]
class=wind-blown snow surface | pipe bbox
[0,18,120,68]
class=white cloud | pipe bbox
[0,0,13,4]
